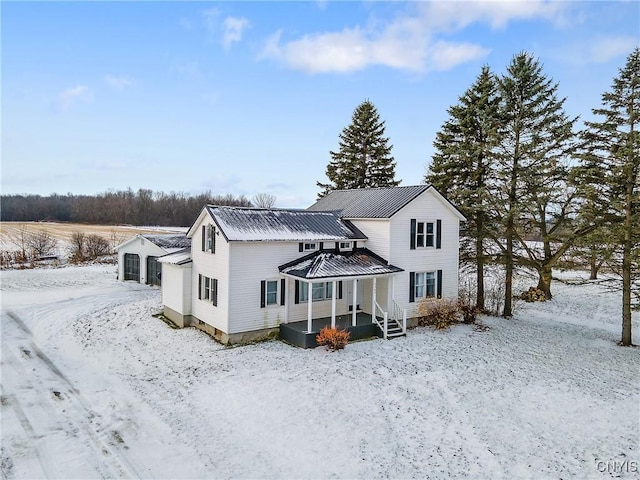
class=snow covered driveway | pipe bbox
[1,265,638,479]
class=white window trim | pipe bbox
[265,279,279,306]
[415,221,435,249]
[200,274,218,305]
[339,241,352,251]
[303,242,318,251]
[414,271,436,299]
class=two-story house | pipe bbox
[158,185,465,347]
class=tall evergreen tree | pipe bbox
[493,52,578,316]
[426,66,502,311]
[579,48,640,346]
[318,99,399,197]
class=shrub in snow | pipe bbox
[316,326,350,350]
[458,300,479,324]
[416,298,461,330]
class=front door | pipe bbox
[123,253,140,282]
[146,256,161,286]
[347,279,364,311]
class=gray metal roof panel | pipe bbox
[279,248,403,279]
[307,185,430,218]
[140,234,191,249]
[206,206,367,242]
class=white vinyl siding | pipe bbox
[161,262,192,316]
[389,189,461,317]
[227,242,350,334]
[191,219,230,333]
[348,218,390,259]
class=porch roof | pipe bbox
[278,248,403,280]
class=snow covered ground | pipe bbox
[1,265,638,479]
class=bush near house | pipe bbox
[416,298,462,330]
[316,327,350,350]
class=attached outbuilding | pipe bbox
[115,234,190,286]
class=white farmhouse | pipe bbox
[159,185,465,347]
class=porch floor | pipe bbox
[283,312,375,333]
[279,312,380,348]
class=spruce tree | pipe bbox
[426,66,502,311]
[579,48,640,346]
[318,99,399,197]
[494,52,578,316]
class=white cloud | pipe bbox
[222,16,250,51]
[589,36,639,64]
[54,85,91,112]
[104,75,134,90]
[259,0,570,74]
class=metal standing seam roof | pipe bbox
[141,234,191,249]
[157,247,192,265]
[206,206,367,242]
[307,185,430,218]
[279,248,403,280]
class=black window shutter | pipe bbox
[213,278,218,306]
[260,280,266,308]
[201,226,206,252]
[280,279,286,306]
[320,242,324,250]
[299,242,303,252]
[437,270,443,298]
[338,281,343,299]
[409,272,415,303]
[410,219,416,250]
[294,280,300,304]
[436,220,442,249]
[198,274,202,299]
[212,227,216,253]
[335,241,339,251]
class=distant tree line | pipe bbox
[0,189,252,226]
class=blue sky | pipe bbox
[2,1,639,208]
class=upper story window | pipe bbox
[202,224,216,253]
[339,241,352,250]
[304,243,317,251]
[416,222,434,248]
[410,219,441,250]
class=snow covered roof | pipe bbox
[308,185,429,218]
[205,206,367,242]
[157,248,192,265]
[279,249,403,280]
[140,234,191,249]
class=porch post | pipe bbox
[307,281,313,333]
[352,278,357,326]
[284,276,289,324]
[372,277,377,321]
[331,280,337,328]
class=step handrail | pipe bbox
[374,301,388,339]
[391,299,407,334]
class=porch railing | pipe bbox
[391,300,407,334]
[374,301,388,339]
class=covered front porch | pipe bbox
[277,248,407,348]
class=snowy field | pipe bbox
[1,265,638,479]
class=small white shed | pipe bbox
[115,234,190,286]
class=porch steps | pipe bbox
[383,318,406,339]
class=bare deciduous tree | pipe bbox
[252,193,276,208]
[27,229,58,258]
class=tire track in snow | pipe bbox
[2,310,142,479]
